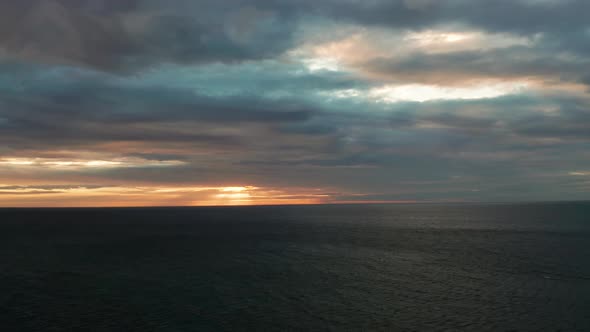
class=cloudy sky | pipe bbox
[0,0,589,206]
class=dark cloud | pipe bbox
[366,47,590,84]
[0,63,322,151]
[1,0,590,204]
[1,0,588,72]
[310,0,590,35]
[0,0,299,71]
[511,111,590,139]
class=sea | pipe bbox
[0,202,589,331]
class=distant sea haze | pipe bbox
[1,202,589,331]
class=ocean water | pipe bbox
[0,202,589,331]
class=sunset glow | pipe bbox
[0,183,338,207]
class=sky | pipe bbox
[0,0,589,207]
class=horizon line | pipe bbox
[0,199,588,210]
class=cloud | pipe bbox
[1,0,590,205]
[0,0,299,72]
[0,62,327,152]
[364,47,590,85]
[2,0,588,73]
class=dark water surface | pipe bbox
[0,202,589,331]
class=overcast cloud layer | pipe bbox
[1,0,589,206]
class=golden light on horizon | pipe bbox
[0,184,334,207]
[214,186,254,204]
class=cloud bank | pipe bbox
[1,0,589,206]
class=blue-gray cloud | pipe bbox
[1,0,589,203]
